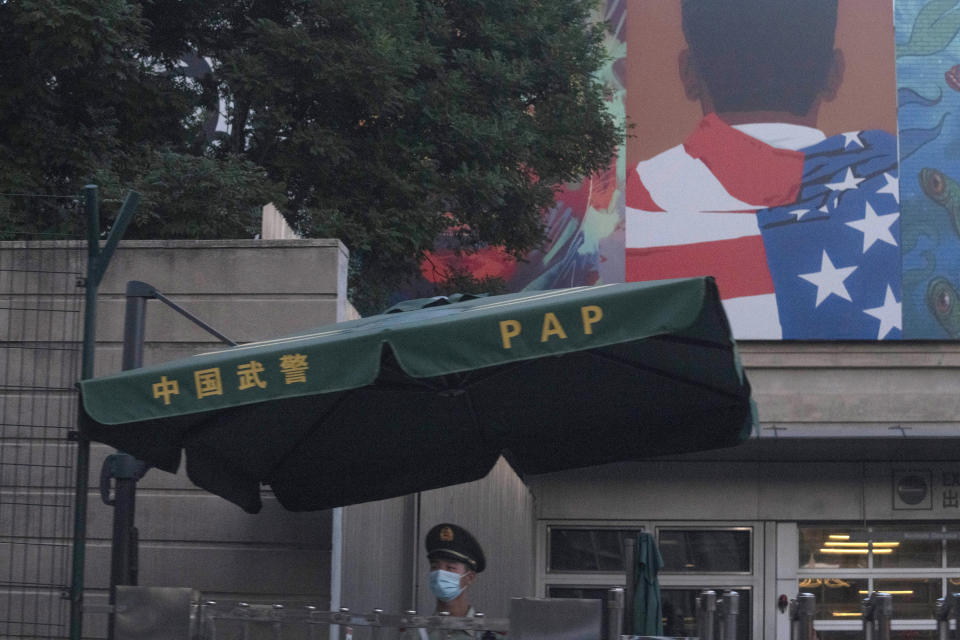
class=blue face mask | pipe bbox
[428,569,466,602]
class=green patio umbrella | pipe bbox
[631,532,664,636]
[80,277,755,513]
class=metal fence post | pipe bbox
[607,587,625,640]
[70,187,140,640]
[69,184,99,640]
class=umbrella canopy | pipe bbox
[80,277,755,513]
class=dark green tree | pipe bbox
[2,0,620,313]
[0,0,278,238]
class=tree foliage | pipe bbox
[1,0,620,313]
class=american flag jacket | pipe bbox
[625,114,901,340]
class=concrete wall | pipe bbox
[742,342,960,437]
[338,496,417,616]
[261,204,299,241]
[530,459,960,522]
[1,239,352,639]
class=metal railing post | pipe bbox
[951,593,960,640]
[698,590,717,640]
[862,592,893,640]
[718,590,739,640]
[863,593,876,640]
[790,592,814,640]
[935,596,949,640]
[875,592,893,640]
[607,587,625,640]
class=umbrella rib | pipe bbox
[377,378,446,392]
[587,350,746,401]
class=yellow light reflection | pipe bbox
[858,590,914,595]
[819,548,894,554]
[828,534,851,540]
[832,612,863,617]
[823,541,900,548]
[799,578,852,588]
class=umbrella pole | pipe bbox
[102,454,148,639]
[622,536,636,636]
[103,282,153,639]
[103,281,237,639]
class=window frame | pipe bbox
[546,524,648,574]
[539,520,648,592]
[656,525,754,575]
[538,520,764,638]
[794,522,960,637]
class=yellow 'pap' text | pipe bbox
[499,305,603,349]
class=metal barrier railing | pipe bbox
[788,591,896,640]
[126,584,960,640]
[112,586,608,640]
[174,586,960,640]
[693,589,738,640]
[198,602,510,640]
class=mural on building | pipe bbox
[897,0,960,338]
[625,0,900,340]
[415,0,627,294]
[405,0,960,342]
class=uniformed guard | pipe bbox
[404,523,487,640]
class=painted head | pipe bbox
[680,0,841,117]
[425,523,485,604]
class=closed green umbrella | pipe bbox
[80,277,755,513]
[632,532,664,636]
